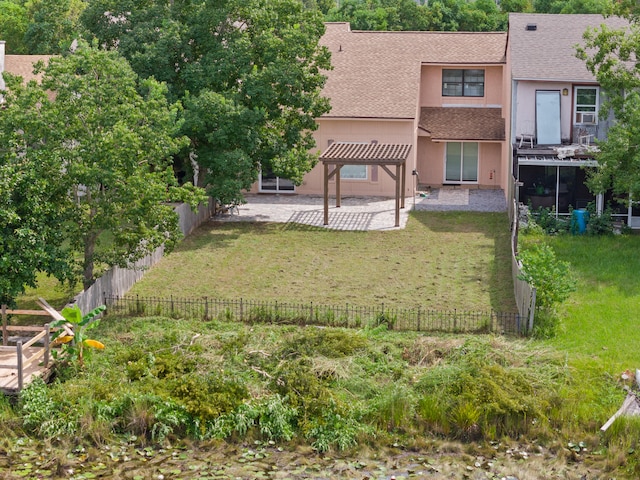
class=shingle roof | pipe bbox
[320,23,507,119]
[509,13,629,82]
[4,55,51,83]
[419,107,505,141]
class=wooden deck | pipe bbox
[0,344,54,394]
[1,299,66,394]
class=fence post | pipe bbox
[2,304,6,346]
[528,288,536,334]
[171,295,174,316]
[204,296,209,321]
[240,298,244,321]
[44,324,50,367]
[17,341,23,391]
[416,306,421,331]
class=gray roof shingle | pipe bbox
[509,13,629,82]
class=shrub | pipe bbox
[518,243,576,336]
[368,385,415,432]
[19,378,77,438]
[585,203,614,236]
[529,206,569,235]
[171,372,248,423]
[449,401,481,440]
[303,400,362,452]
[417,394,450,435]
[256,394,298,441]
[279,328,368,358]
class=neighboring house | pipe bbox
[0,41,51,94]
[508,13,639,227]
[254,23,512,205]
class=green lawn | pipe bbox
[128,211,516,313]
[546,234,640,369]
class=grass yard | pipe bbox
[129,211,516,313]
[5,211,640,478]
[547,234,640,367]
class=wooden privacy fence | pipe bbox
[105,294,526,335]
[511,200,537,333]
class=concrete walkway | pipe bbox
[213,188,507,231]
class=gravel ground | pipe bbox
[215,188,507,231]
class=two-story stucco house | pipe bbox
[508,13,639,227]
[256,23,512,209]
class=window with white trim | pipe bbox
[340,165,367,180]
[442,69,485,97]
[574,87,599,124]
[445,142,478,183]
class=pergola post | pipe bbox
[395,164,401,227]
[324,163,329,225]
[335,166,341,208]
[319,142,412,228]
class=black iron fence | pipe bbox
[104,295,525,335]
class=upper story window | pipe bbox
[442,69,485,97]
[574,87,599,124]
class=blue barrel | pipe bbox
[572,209,589,234]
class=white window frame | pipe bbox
[444,142,479,184]
[259,168,296,193]
[339,164,368,180]
[574,86,599,125]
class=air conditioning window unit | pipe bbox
[581,113,596,124]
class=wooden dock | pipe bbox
[1,299,66,394]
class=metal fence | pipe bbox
[104,294,526,335]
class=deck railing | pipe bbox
[1,299,63,392]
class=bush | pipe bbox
[20,377,77,438]
[528,206,569,235]
[518,243,576,332]
[585,203,614,236]
[303,400,362,452]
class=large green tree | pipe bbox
[577,10,640,203]
[0,76,73,305]
[81,0,331,204]
[0,43,204,294]
[0,0,29,53]
[23,0,87,53]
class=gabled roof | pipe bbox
[320,23,507,119]
[509,13,629,82]
[4,55,51,83]
[419,107,505,141]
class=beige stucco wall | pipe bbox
[416,138,505,190]
[512,80,575,143]
[420,65,505,107]
[294,118,416,196]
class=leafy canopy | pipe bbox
[577,6,640,202]
[81,0,332,205]
[0,42,205,297]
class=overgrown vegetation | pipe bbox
[15,317,571,449]
[5,313,637,477]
